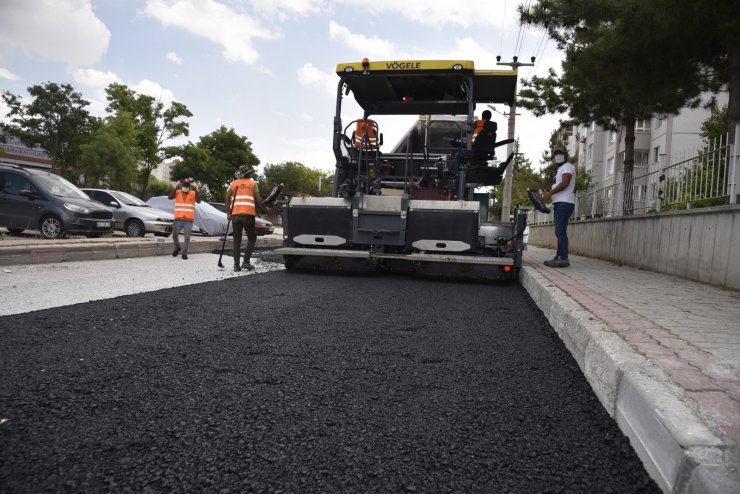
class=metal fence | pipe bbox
[528,130,737,225]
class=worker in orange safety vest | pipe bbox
[471,109,495,144]
[225,167,264,272]
[168,177,201,259]
[353,119,379,150]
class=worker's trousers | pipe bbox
[231,214,256,266]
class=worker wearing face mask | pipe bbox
[169,177,201,260]
[542,147,576,267]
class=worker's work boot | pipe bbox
[544,257,570,268]
[172,247,181,257]
[242,261,255,271]
[233,264,241,272]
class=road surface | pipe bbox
[0,251,658,492]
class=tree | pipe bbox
[701,104,729,141]
[518,0,729,213]
[489,147,547,220]
[147,178,175,198]
[262,161,328,198]
[168,125,260,201]
[79,112,139,190]
[105,83,192,198]
[1,82,95,180]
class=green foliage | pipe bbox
[147,178,174,198]
[104,83,192,198]
[489,150,547,219]
[701,104,728,141]
[80,112,139,190]
[1,82,95,180]
[168,125,260,201]
[520,0,740,133]
[262,161,331,198]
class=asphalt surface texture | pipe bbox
[1,251,659,493]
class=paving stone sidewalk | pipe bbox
[523,246,740,493]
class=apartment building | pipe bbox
[151,158,180,183]
[554,92,728,201]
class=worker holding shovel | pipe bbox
[224,168,264,272]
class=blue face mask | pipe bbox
[554,155,565,164]
[182,187,190,193]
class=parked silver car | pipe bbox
[82,189,174,237]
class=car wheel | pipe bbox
[39,215,64,239]
[125,219,145,237]
[7,228,24,235]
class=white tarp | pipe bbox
[146,196,230,236]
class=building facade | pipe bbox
[550,92,729,217]
[0,136,54,170]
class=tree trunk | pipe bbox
[141,167,152,200]
[727,46,740,143]
[622,117,636,215]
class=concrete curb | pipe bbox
[0,236,283,266]
[520,266,740,494]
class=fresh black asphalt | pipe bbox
[1,252,659,493]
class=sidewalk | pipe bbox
[522,246,739,494]
[0,234,737,492]
[0,229,283,265]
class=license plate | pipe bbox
[96,221,111,228]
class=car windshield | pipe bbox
[113,191,149,206]
[34,173,90,199]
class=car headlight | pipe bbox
[64,203,90,214]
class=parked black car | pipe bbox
[0,165,114,238]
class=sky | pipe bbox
[0,0,566,174]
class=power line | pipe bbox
[526,32,548,79]
[514,0,533,58]
[499,0,507,57]
[531,37,549,76]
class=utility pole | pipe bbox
[496,56,534,221]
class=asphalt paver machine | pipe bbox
[276,59,527,281]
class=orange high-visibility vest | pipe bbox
[174,190,196,221]
[353,119,378,149]
[229,178,256,216]
[471,119,486,143]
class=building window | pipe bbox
[634,150,648,165]
[588,143,593,159]
[607,157,614,175]
[653,146,661,164]
[609,130,617,144]
[633,185,647,201]
[619,150,649,166]
[635,119,649,131]
[654,114,666,128]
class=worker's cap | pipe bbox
[180,177,192,186]
[237,165,255,178]
[552,146,567,155]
